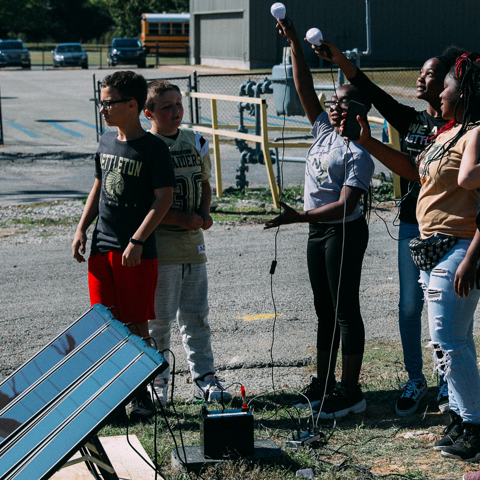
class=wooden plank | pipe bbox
[210,98,223,198]
[51,435,158,480]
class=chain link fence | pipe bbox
[193,68,422,129]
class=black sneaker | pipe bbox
[434,410,464,451]
[316,384,366,419]
[395,378,427,416]
[291,376,337,409]
[437,383,450,413]
[129,389,155,424]
[441,422,480,462]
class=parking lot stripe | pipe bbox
[5,121,41,138]
[37,121,84,137]
[74,120,96,129]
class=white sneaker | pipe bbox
[193,374,232,403]
[149,378,168,407]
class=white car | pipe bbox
[53,43,88,69]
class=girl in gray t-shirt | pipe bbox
[264,15,374,419]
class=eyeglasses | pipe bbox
[96,99,132,111]
[324,100,350,109]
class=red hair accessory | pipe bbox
[455,52,480,82]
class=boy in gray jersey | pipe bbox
[144,80,231,406]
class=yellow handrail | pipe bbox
[182,91,281,208]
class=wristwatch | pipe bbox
[129,237,144,246]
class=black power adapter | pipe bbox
[199,407,254,459]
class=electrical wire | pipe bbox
[247,387,316,428]
[124,398,169,479]
[268,36,289,392]
[149,377,206,480]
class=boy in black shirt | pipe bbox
[72,71,176,422]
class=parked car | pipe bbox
[107,38,146,68]
[52,43,88,69]
[0,40,31,69]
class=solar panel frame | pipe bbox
[0,304,167,480]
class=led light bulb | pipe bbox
[271,2,286,20]
[306,28,323,46]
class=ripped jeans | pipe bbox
[419,239,480,423]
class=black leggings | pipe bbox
[307,216,368,356]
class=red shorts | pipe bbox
[88,250,158,325]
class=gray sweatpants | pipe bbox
[149,263,215,382]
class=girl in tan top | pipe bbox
[351,53,480,462]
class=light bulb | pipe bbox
[271,2,286,20]
[306,28,323,46]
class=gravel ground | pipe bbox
[0,198,440,402]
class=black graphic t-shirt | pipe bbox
[349,69,446,224]
[91,131,176,258]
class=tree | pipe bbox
[48,0,114,42]
[0,0,49,41]
[105,0,188,38]
[0,0,113,42]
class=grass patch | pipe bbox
[3,216,80,227]
[210,184,394,223]
[97,337,480,479]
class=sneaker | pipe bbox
[129,389,155,424]
[193,374,232,403]
[291,376,337,409]
[464,471,480,480]
[437,383,450,412]
[442,422,480,462]
[149,378,168,407]
[316,384,366,419]
[434,410,464,451]
[395,378,427,416]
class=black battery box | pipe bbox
[199,408,254,458]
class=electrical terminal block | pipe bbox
[286,430,326,449]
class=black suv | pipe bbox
[107,38,146,68]
[0,40,31,69]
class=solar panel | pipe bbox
[0,304,167,480]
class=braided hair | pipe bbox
[421,52,480,171]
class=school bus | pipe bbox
[140,13,190,56]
